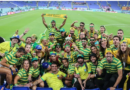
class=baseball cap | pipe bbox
[60,28,65,32]
[31,57,38,62]
[42,62,50,69]
[51,20,56,23]
[35,45,42,50]
[50,51,57,56]
[49,33,55,36]
[77,54,84,58]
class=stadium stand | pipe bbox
[86,1,100,9]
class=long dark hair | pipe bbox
[99,39,110,57]
[117,45,130,63]
[90,45,100,60]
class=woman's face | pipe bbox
[121,43,127,52]
[23,60,30,70]
[91,56,96,63]
[32,61,38,68]
[101,39,107,48]
[25,45,31,53]
[65,46,70,53]
[91,47,97,54]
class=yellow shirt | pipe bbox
[40,43,46,58]
[75,62,91,80]
[0,41,16,54]
[41,71,66,90]
[109,39,113,45]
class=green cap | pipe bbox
[60,28,65,32]
[65,44,70,48]
[31,57,38,62]
[51,20,56,23]
[77,54,84,58]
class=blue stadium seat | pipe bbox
[107,88,123,90]
[85,88,100,90]
[36,87,53,90]
[12,86,30,90]
[60,87,77,90]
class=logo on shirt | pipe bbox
[84,69,87,72]
[57,75,59,77]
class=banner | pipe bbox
[122,6,130,10]
[43,14,67,19]
[8,12,15,15]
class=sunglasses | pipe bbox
[90,39,95,41]
[56,46,61,48]
[90,26,94,27]
[82,41,86,43]
[80,25,84,26]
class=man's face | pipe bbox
[80,23,84,29]
[70,30,74,34]
[51,22,56,27]
[51,55,56,61]
[49,35,55,41]
[100,27,105,33]
[117,31,123,39]
[65,46,70,53]
[16,52,24,58]
[66,40,71,44]
[113,37,120,46]
[32,61,38,67]
[31,36,36,42]
[42,40,48,46]
[90,56,96,63]
[62,60,69,68]
[80,32,85,39]
[12,38,18,44]
[61,32,65,37]
[94,34,98,40]
[51,64,58,72]
[105,52,113,63]
[36,49,41,53]
[81,40,87,47]
[90,24,94,30]
[77,58,84,64]
[26,38,32,44]
[56,46,61,51]
[121,43,127,52]
[90,38,95,45]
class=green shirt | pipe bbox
[60,64,75,75]
[29,64,40,78]
[31,42,38,50]
[98,57,122,73]
[17,68,28,85]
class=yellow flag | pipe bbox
[123,75,129,90]
[43,14,66,19]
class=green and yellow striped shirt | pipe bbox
[60,64,75,75]
[47,25,60,38]
[98,57,122,73]
[79,41,91,61]
[17,68,28,85]
[5,51,20,65]
[29,64,40,78]
[16,53,32,66]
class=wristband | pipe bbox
[15,84,18,86]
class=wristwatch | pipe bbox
[9,65,13,68]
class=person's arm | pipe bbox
[28,75,32,82]
[96,68,102,76]
[59,15,67,29]
[113,69,122,88]
[71,21,78,29]
[14,75,20,86]
[41,14,48,28]
[78,77,84,90]
[19,28,30,41]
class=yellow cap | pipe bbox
[120,40,128,45]
[105,48,112,55]
[70,27,75,31]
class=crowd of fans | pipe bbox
[0,13,130,90]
